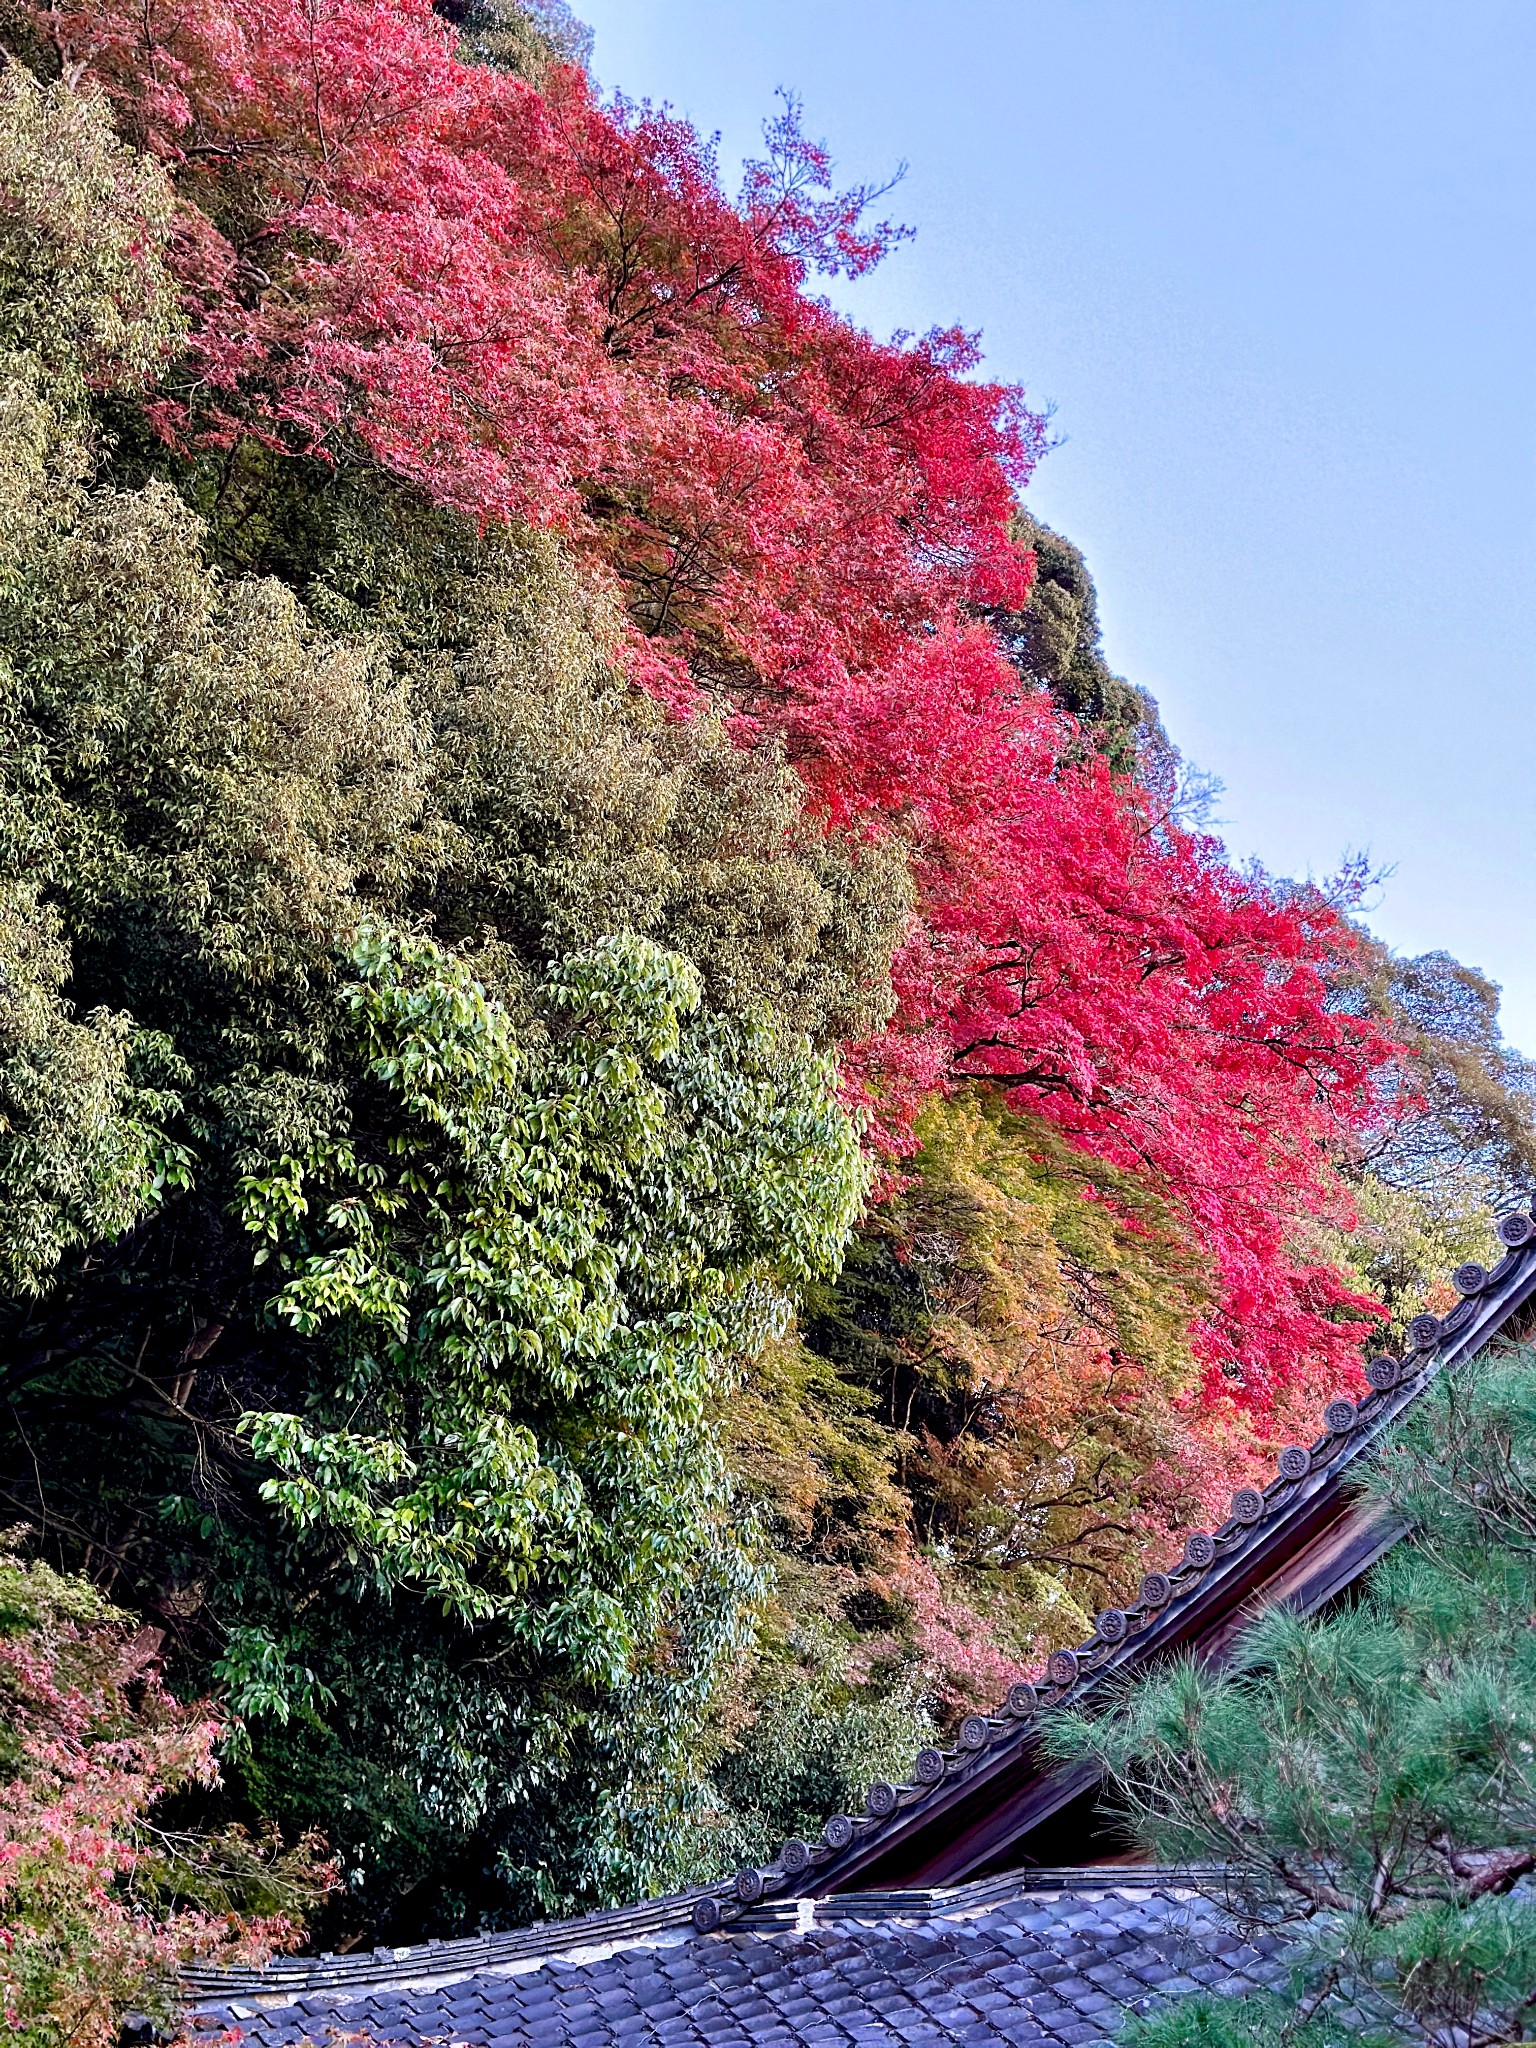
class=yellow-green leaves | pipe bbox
[0,880,191,1294]
[0,64,177,401]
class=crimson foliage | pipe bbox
[22,0,1394,1421]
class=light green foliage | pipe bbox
[1357,946,1536,1206]
[214,921,864,1918]
[702,1642,934,1869]
[238,921,866,1668]
[0,874,189,1294]
[1327,1169,1495,1353]
[1052,1346,1536,2046]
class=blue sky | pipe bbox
[576,0,1536,1050]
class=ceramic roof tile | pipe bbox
[192,1879,1294,2048]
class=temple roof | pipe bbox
[185,1870,1293,2048]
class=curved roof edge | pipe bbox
[185,1865,1236,2004]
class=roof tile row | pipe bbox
[191,1879,1293,2048]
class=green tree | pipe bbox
[0,69,888,1933]
[215,923,866,1920]
[435,0,594,80]
[1054,1345,1536,2048]
[986,513,1165,774]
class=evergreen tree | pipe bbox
[985,512,1161,772]
[1054,1345,1536,2048]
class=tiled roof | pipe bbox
[187,1871,1293,2048]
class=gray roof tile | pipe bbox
[191,1878,1293,2048]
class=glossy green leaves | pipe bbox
[238,925,866,1680]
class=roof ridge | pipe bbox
[184,1865,1241,2002]
[693,1216,1536,1930]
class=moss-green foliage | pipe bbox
[0,71,898,1934]
[0,70,189,1294]
[724,1336,908,1572]
[437,0,594,81]
[1054,1346,1536,2047]
[703,1339,931,1857]
[702,1648,934,1869]
[0,868,187,1298]
[990,513,1163,771]
[0,65,176,401]
[151,441,911,1049]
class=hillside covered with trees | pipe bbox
[0,0,1533,2030]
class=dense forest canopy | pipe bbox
[0,0,1532,2026]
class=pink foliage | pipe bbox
[0,1557,313,2047]
[841,1551,1029,1715]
